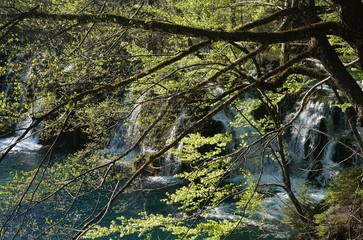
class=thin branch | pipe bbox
[0,110,72,238]
[0,5,39,40]
[0,40,210,163]
[72,81,259,239]
[236,5,320,31]
[259,48,313,82]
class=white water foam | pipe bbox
[141,176,181,188]
[0,119,41,153]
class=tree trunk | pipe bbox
[309,0,363,126]
[331,0,363,68]
[313,35,363,126]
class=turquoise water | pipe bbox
[0,148,294,239]
[0,150,45,186]
[95,185,295,240]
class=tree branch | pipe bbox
[236,5,324,31]
[0,5,39,40]
[0,40,210,163]
[261,66,328,91]
[72,81,260,239]
[0,11,341,44]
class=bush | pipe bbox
[314,167,363,239]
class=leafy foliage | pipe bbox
[0,0,362,239]
[86,133,263,239]
[314,167,363,239]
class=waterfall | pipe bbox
[0,118,41,153]
[108,98,143,151]
[0,58,42,153]
[106,122,139,162]
[2,67,12,98]
[162,123,181,175]
[287,101,328,179]
[106,97,143,162]
[1,57,33,109]
[200,96,357,236]
[315,140,340,186]
[105,89,357,188]
[286,100,351,186]
[162,109,186,176]
[107,120,127,153]
[213,96,355,189]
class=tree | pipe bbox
[0,0,362,239]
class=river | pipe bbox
[0,102,339,239]
[0,144,299,239]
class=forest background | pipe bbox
[0,0,363,239]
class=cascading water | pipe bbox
[288,101,327,164]
[106,98,185,178]
[197,94,361,238]
[286,99,352,186]
[161,109,187,176]
[106,99,143,162]
[107,119,128,154]
[1,59,41,153]
[0,114,42,187]
[0,118,41,153]
[7,85,350,239]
